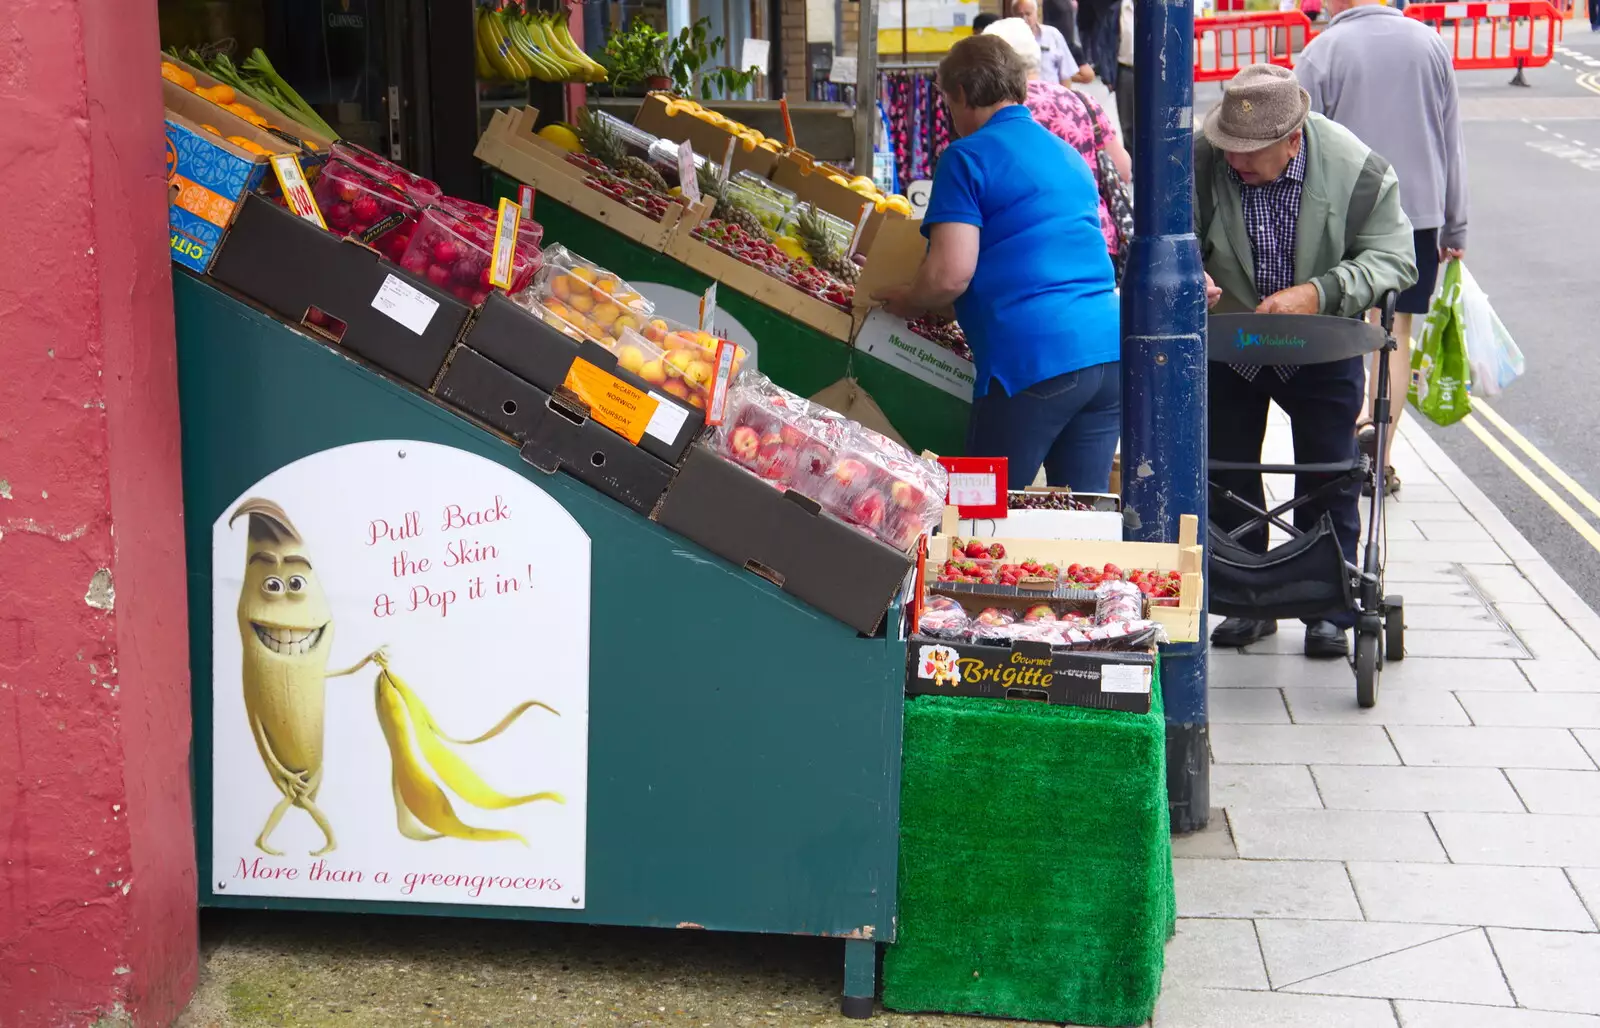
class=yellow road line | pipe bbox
[1472,398,1600,522]
[1462,413,1600,554]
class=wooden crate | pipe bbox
[930,509,1204,643]
[475,107,690,252]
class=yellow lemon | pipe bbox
[537,123,583,153]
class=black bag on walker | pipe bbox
[1207,514,1353,621]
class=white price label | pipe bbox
[740,37,771,75]
[1100,664,1152,695]
[906,179,933,217]
[678,140,701,205]
[948,472,998,507]
[699,282,718,334]
[644,392,692,443]
[371,273,440,335]
[829,55,858,85]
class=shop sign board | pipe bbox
[852,308,976,402]
[211,440,590,908]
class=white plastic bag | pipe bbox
[1457,262,1525,397]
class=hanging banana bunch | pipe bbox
[372,651,564,845]
[474,0,608,84]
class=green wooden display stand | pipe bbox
[174,272,904,1013]
[494,175,970,457]
[884,676,1175,1026]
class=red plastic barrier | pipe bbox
[1194,11,1318,83]
[1404,0,1561,72]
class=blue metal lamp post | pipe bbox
[1122,0,1211,834]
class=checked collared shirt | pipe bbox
[1230,141,1307,383]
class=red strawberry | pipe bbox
[965,540,990,559]
[1103,562,1123,579]
[988,542,1006,559]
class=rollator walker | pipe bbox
[1206,292,1406,708]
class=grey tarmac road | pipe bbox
[1195,26,1600,610]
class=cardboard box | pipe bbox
[665,202,856,342]
[905,637,1154,714]
[769,151,882,224]
[851,213,930,311]
[165,114,269,273]
[161,53,336,154]
[656,444,914,635]
[959,489,1124,542]
[432,346,677,516]
[850,308,975,402]
[929,510,1205,643]
[210,194,471,390]
[462,293,705,466]
[475,107,690,252]
[633,92,778,179]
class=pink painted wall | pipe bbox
[0,0,198,1023]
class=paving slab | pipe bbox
[1459,692,1600,729]
[1229,809,1448,862]
[1311,765,1524,813]
[1285,688,1470,726]
[1211,724,1400,766]
[1488,928,1600,1016]
[1347,862,1596,931]
[1388,726,1597,769]
[1432,812,1600,867]
[1153,987,1399,1028]
[1210,765,1323,810]
[1280,928,1513,1007]
[1172,858,1363,920]
[1395,1001,1600,1027]
[1161,919,1269,992]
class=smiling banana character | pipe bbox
[231,498,385,857]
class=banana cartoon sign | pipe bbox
[211,441,590,908]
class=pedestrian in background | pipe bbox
[1196,66,1417,657]
[1297,0,1467,496]
[1013,0,1080,87]
[984,17,1132,260]
[1044,0,1101,81]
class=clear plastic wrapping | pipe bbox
[330,140,443,205]
[312,157,420,260]
[398,205,540,304]
[512,246,745,411]
[1095,580,1144,624]
[711,370,949,553]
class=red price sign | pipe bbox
[937,456,1008,520]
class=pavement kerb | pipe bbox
[1400,418,1600,657]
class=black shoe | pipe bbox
[1305,621,1350,659]
[1211,617,1278,648]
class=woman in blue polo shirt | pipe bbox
[875,33,1121,492]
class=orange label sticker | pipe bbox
[562,358,661,445]
[705,340,738,426]
[270,154,326,230]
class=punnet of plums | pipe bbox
[710,371,949,553]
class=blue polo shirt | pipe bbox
[923,104,1120,398]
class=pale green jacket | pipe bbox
[1197,113,1418,318]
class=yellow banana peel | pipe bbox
[373,655,563,846]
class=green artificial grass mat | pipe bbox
[883,676,1174,1026]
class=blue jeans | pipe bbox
[967,362,1122,491]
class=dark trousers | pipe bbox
[1115,64,1135,165]
[968,362,1122,491]
[1209,357,1364,627]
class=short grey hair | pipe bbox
[983,17,1042,74]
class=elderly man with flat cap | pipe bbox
[1198,64,1417,658]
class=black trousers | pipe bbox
[1209,357,1365,627]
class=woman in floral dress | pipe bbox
[982,17,1132,259]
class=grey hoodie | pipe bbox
[1295,5,1467,250]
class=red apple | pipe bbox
[888,479,925,510]
[729,424,761,463]
[832,458,869,488]
[849,490,887,529]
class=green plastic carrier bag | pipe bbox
[1409,258,1472,426]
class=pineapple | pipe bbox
[696,163,772,242]
[795,203,859,285]
[574,107,669,194]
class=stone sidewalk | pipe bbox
[1156,411,1600,1027]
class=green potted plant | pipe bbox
[602,21,673,92]
[665,18,761,99]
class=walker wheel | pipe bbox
[1356,631,1380,708]
[1385,595,1405,663]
